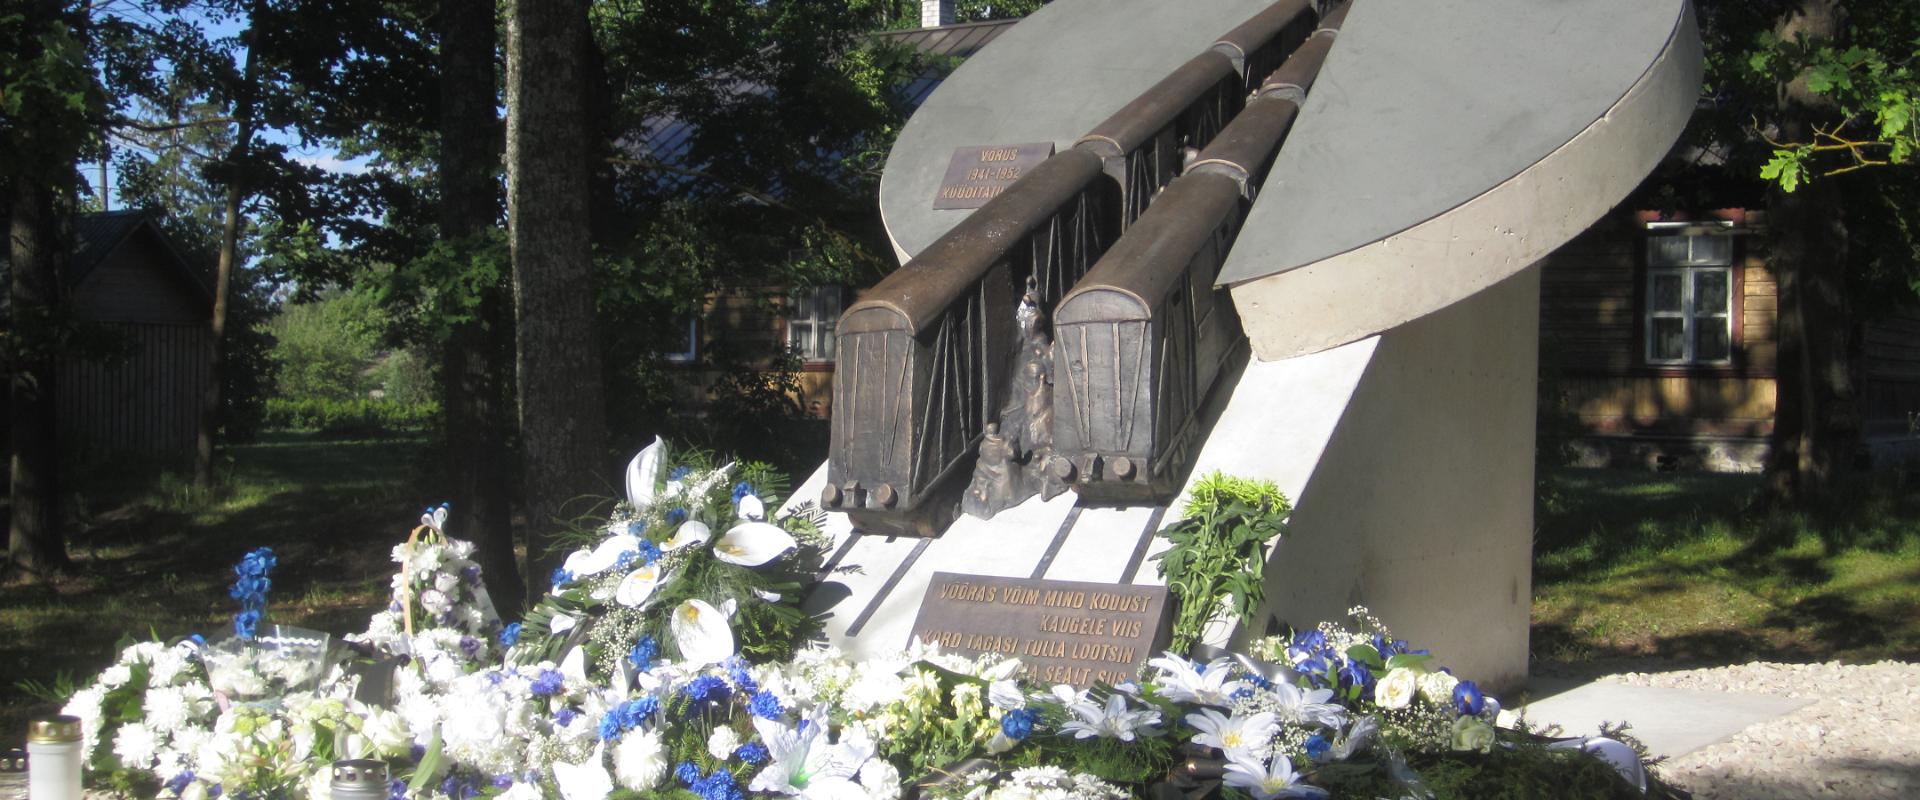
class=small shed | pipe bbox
[57,210,214,459]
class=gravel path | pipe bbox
[1600,661,1920,800]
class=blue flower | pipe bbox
[675,762,702,786]
[617,696,658,729]
[554,708,578,727]
[490,774,514,790]
[233,609,261,641]
[626,520,648,537]
[734,742,769,764]
[613,551,637,571]
[165,770,196,796]
[459,636,481,659]
[748,690,784,720]
[731,482,757,502]
[387,780,406,800]
[668,466,693,482]
[665,507,688,526]
[1338,660,1375,696]
[1304,734,1331,760]
[681,675,731,705]
[1231,686,1256,700]
[628,635,659,672]
[529,669,565,698]
[1000,708,1037,741]
[637,539,663,565]
[461,565,482,586]
[598,714,624,742]
[1453,680,1486,717]
[499,622,523,648]
[723,656,758,693]
[549,567,573,589]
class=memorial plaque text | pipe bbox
[908,572,1171,688]
[932,143,1054,209]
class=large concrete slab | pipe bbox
[1505,679,1811,759]
[1223,0,1700,359]
[878,0,1277,263]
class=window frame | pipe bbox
[1641,221,1738,370]
[785,285,843,365]
[663,316,699,363]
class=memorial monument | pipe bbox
[785,0,1702,691]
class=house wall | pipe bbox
[666,287,835,417]
[1538,211,1777,470]
[1861,310,1920,466]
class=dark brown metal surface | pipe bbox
[909,572,1172,689]
[1211,0,1319,92]
[1186,97,1302,190]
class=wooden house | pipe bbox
[56,210,214,460]
[1537,207,1920,471]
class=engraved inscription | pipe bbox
[908,572,1171,689]
[933,142,1055,210]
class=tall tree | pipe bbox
[439,0,524,613]
[505,0,609,591]
[3,0,93,579]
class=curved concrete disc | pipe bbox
[879,0,1277,263]
[1221,0,1700,360]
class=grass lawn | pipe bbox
[0,431,439,744]
[1532,466,1920,667]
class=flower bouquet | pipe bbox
[201,548,331,704]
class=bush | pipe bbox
[263,397,439,436]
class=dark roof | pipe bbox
[626,19,1020,195]
[69,209,215,304]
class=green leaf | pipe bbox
[407,728,445,794]
[1345,644,1384,670]
[1385,653,1434,672]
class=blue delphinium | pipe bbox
[499,622,523,648]
[723,656,758,694]
[731,482,757,502]
[628,635,659,672]
[229,547,276,640]
[529,669,565,698]
[1000,708,1038,741]
[1338,660,1375,697]
[748,689,784,720]
[734,742,769,764]
[1453,680,1486,717]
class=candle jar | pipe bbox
[27,716,83,800]
[330,759,390,800]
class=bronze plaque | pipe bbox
[909,572,1172,688]
[932,143,1055,209]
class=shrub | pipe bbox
[263,397,439,436]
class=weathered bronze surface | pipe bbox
[1211,0,1318,94]
[962,279,1068,518]
[910,572,1172,689]
[934,143,1055,209]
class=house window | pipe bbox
[787,286,842,363]
[664,317,698,363]
[1645,223,1734,366]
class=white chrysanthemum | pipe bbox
[434,571,460,593]
[99,664,134,689]
[112,722,162,767]
[844,663,906,714]
[859,759,902,800]
[149,648,190,686]
[1417,671,1459,706]
[1374,668,1419,710]
[144,686,195,731]
[614,729,668,790]
[419,588,454,616]
[707,726,743,760]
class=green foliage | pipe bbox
[1152,473,1292,653]
[262,397,438,435]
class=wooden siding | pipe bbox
[1564,375,1775,437]
[69,226,209,324]
[57,322,211,458]
[1861,310,1920,435]
[666,287,835,416]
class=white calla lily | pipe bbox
[553,743,614,800]
[712,522,796,567]
[565,534,640,579]
[662,520,712,552]
[615,564,668,608]
[671,599,735,667]
[560,645,588,689]
[419,504,448,533]
[551,612,577,634]
[625,437,667,508]
[736,493,766,522]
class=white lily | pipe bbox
[626,437,667,508]
[551,612,577,635]
[614,564,669,608]
[560,646,588,690]
[1269,680,1347,729]
[712,522,796,567]
[737,493,766,522]
[662,520,712,552]
[563,534,641,579]
[988,679,1026,710]
[1184,708,1278,761]
[1148,652,1247,706]
[1223,753,1327,800]
[553,742,614,800]
[419,504,448,533]
[748,705,873,798]
[671,599,734,667]
[1060,692,1161,742]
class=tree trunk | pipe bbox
[7,174,69,580]
[505,0,610,594]
[1762,0,1861,506]
[194,5,263,492]
[440,0,524,616]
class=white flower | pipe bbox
[749,705,873,798]
[1147,652,1246,706]
[99,664,133,689]
[707,726,743,760]
[143,686,197,731]
[421,504,450,532]
[554,743,614,800]
[1223,754,1326,799]
[112,723,161,767]
[551,612,577,634]
[663,520,712,552]
[671,600,735,667]
[858,759,902,800]
[149,648,191,686]
[713,522,797,567]
[1267,681,1346,729]
[737,493,767,522]
[988,679,1026,710]
[564,534,641,579]
[614,729,668,791]
[1451,715,1496,752]
[1059,693,1161,742]
[361,706,414,758]
[615,564,668,608]
[1184,708,1278,761]
[1417,670,1460,706]
[1318,716,1377,763]
[1374,667,1419,710]
[420,588,454,615]
[626,437,668,508]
